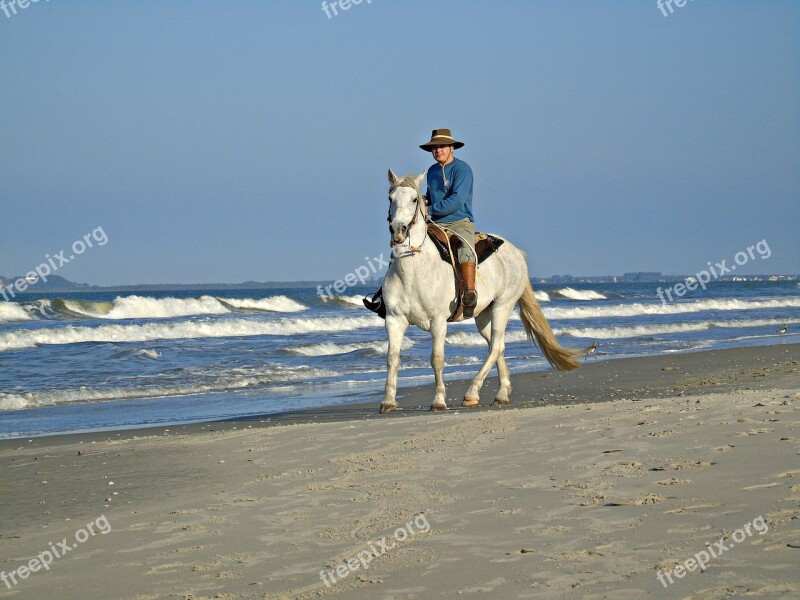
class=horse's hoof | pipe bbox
[462,397,480,407]
[379,402,398,414]
[430,403,447,412]
[492,398,510,406]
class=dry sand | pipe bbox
[1,344,798,599]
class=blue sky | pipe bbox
[1,0,798,285]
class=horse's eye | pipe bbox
[412,198,417,203]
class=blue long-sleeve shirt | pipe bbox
[425,158,474,223]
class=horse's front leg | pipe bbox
[380,315,409,413]
[430,318,448,411]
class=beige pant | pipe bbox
[436,218,477,263]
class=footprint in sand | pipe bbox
[498,508,524,516]
[647,430,679,437]
[605,494,666,506]
[738,428,773,436]
[651,459,716,471]
[656,478,692,485]
[457,577,506,594]
[604,461,646,476]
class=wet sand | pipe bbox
[0,344,797,599]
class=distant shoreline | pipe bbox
[2,275,798,296]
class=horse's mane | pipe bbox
[390,174,422,193]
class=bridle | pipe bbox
[389,185,429,257]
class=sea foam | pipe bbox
[0,303,33,322]
[0,315,384,352]
[544,297,800,320]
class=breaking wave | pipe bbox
[552,287,607,300]
[219,296,307,312]
[327,295,367,308]
[544,297,800,320]
[9,295,310,321]
[59,296,229,319]
[0,303,33,322]
[0,315,383,352]
[557,318,797,339]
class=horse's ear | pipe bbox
[388,169,399,185]
[413,171,425,189]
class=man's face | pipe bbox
[432,144,454,165]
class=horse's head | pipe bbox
[387,169,426,245]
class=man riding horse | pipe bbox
[364,128,478,317]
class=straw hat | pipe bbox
[419,128,464,151]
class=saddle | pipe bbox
[363,227,505,322]
[426,225,505,267]
[427,225,505,322]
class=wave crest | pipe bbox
[0,315,384,352]
[0,303,33,322]
[544,297,800,320]
[219,296,307,312]
[558,318,797,339]
[553,287,606,300]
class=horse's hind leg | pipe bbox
[473,305,512,405]
[463,302,513,407]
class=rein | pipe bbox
[389,187,429,257]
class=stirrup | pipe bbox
[462,289,477,308]
[363,290,386,319]
[462,289,477,319]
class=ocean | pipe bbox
[1,281,797,438]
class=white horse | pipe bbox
[380,169,580,413]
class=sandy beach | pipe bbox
[1,343,798,599]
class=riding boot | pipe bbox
[460,262,478,315]
[363,287,386,319]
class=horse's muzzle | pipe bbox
[390,224,408,244]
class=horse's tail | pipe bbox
[518,279,581,371]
